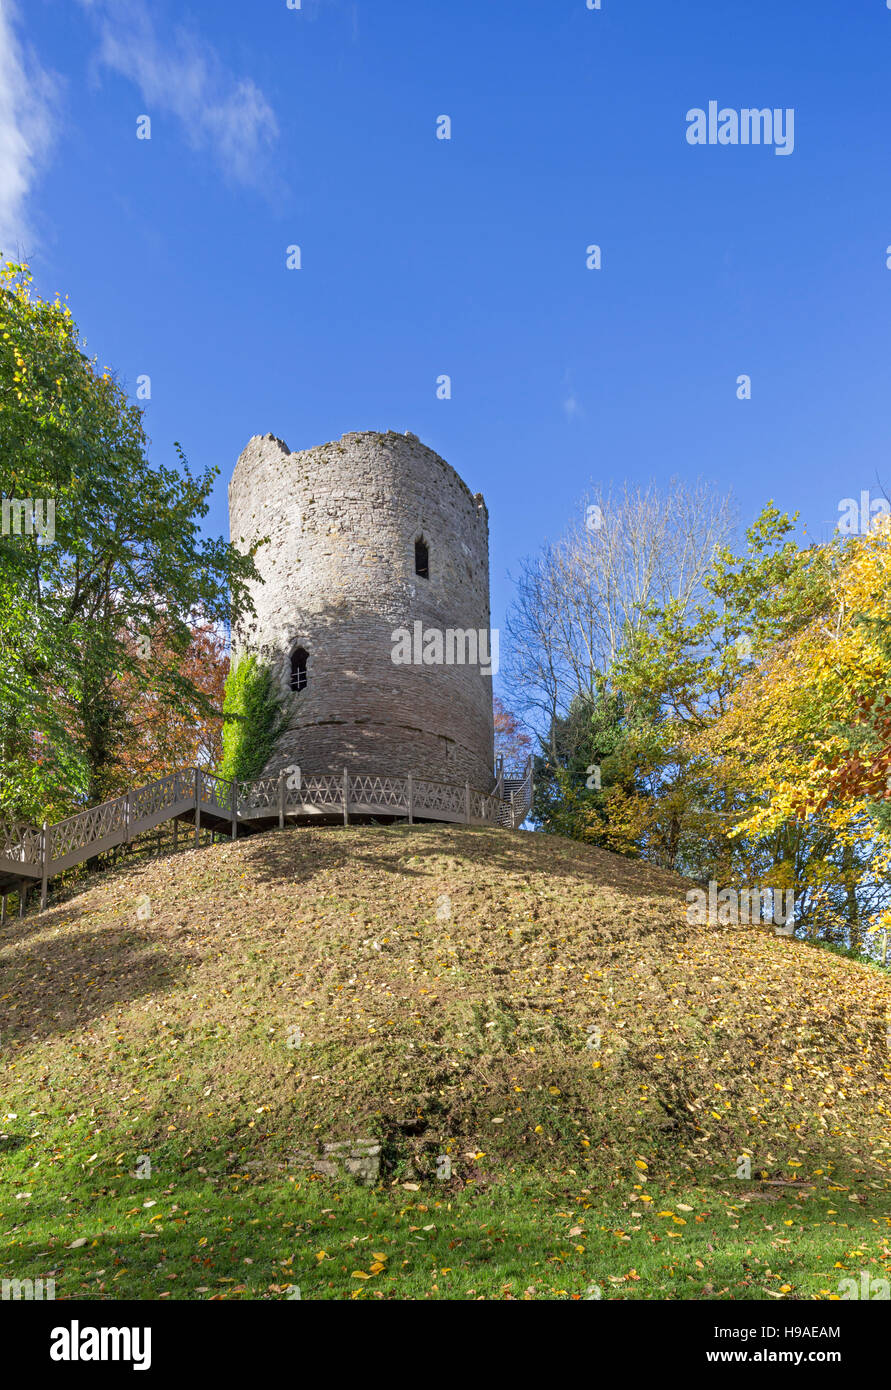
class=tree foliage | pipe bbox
[111,621,230,789]
[220,655,287,783]
[511,482,891,957]
[493,695,531,773]
[0,261,260,818]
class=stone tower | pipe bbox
[228,430,495,789]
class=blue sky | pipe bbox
[5,0,891,682]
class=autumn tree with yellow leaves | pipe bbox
[696,519,891,952]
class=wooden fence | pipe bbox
[0,760,534,917]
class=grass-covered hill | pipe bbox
[2,824,889,1301]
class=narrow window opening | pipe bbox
[290,646,308,692]
[415,537,429,579]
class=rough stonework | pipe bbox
[310,1140,381,1186]
[228,430,495,788]
[243,1140,382,1186]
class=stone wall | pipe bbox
[228,430,495,789]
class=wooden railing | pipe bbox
[0,817,43,869]
[0,759,533,914]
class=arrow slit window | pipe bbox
[290,646,308,692]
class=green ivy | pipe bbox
[220,655,287,783]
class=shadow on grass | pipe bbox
[237,821,688,907]
[0,913,196,1044]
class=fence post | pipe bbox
[18,884,27,918]
[343,768,350,826]
[279,769,286,829]
[510,788,515,828]
[40,821,49,913]
[194,768,201,848]
[465,781,471,825]
[124,792,131,845]
[0,894,5,925]
[407,772,413,825]
[231,779,238,841]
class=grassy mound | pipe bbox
[2,824,889,1300]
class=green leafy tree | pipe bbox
[0,261,261,816]
[611,506,831,869]
[532,688,637,847]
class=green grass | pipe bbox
[3,1129,889,1300]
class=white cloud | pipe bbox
[78,0,278,187]
[0,0,59,256]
